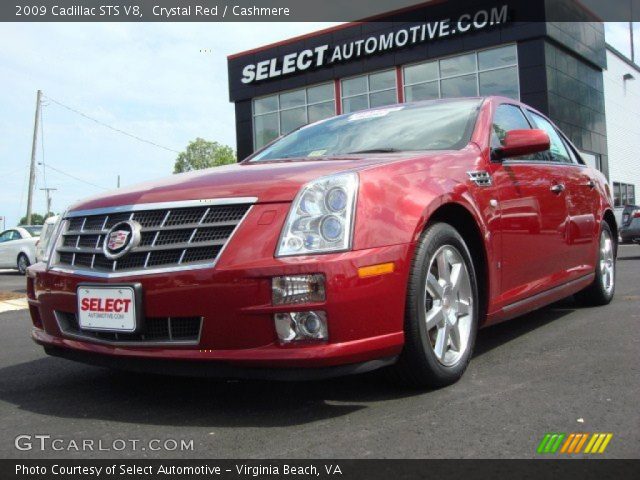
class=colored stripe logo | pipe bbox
[537,433,613,454]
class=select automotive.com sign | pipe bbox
[240,4,508,84]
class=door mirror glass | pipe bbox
[492,129,550,160]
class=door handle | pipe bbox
[586,179,596,189]
[550,183,565,194]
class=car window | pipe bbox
[560,136,584,165]
[22,226,42,237]
[490,104,531,150]
[527,111,572,163]
[250,99,482,161]
[1,230,19,242]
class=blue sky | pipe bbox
[0,22,338,228]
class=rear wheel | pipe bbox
[391,222,479,388]
[17,253,30,275]
[575,222,616,306]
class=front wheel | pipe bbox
[575,222,616,306]
[391,222,479,388]
[17,253,30,275]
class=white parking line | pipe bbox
[0,297,28,313]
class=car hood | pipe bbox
[68,155,418,212]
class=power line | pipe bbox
[0,167,28,177]
[43,94,181,154]
[45,164,109,190]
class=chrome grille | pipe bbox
[51,199,254,277]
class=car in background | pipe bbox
[35,215,60,263]
[0,226,41,274]
[620,204,640,244]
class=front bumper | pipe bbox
[28,234,410,375]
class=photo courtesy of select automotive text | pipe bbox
[1,0,640,478]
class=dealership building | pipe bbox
[227,0,639,220]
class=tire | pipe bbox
[17,253,30,275]
[574,222,616,306]
[390,222,479,388]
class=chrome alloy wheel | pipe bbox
[424,245,474,367]
[600,229,615,295]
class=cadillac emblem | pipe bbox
[103,220,141,260]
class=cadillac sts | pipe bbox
[28,97,617,386]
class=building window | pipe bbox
[579,151,602,171]
[252,83,335,150]
[613,182,637,207]
[403,44,519,102]
[341,70,397,114]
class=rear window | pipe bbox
[22,226,42,237]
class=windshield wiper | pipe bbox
[345,148,401,154]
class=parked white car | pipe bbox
[35,215,60,263]
[0,226,41,274]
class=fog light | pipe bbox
[272,274,325,305]
[274,311,328,343]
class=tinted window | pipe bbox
[251,99,481,161]
[1,230,20,241]
[22,226,42,237]
[491,104,530,149]
[528,111,571,163]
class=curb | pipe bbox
[0,297,28,313]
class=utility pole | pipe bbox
[117,175,121,188]
[26,90,42,225]
[40,187,57,216]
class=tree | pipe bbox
[19,212,54,225]
[173,138,236,173]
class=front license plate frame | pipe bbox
[77,283,143,333]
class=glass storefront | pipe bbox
[253,83,335,149]
[341,69,397,113]
[404,44,519,101]
[252,44,520,149]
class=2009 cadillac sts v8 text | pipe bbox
[28,97,617,386]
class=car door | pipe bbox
[0,230,18,267]
[526,110,597,276]
[489,103,572,305]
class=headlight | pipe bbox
[277,172,358,256]
[43,213,66,266]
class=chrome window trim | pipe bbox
[48,197,257,278]
[501,159,588,168]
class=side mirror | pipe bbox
[492,129,550,161]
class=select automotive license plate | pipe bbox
[77,285,137,332]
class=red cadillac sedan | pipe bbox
[28,96,616,387]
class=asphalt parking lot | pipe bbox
[0,246,638,459]
[0,270,27,295]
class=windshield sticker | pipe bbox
[347,106,404,122]
[307,150,327,157]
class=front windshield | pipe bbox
[23,226,42,237]
[250,98,482,162]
